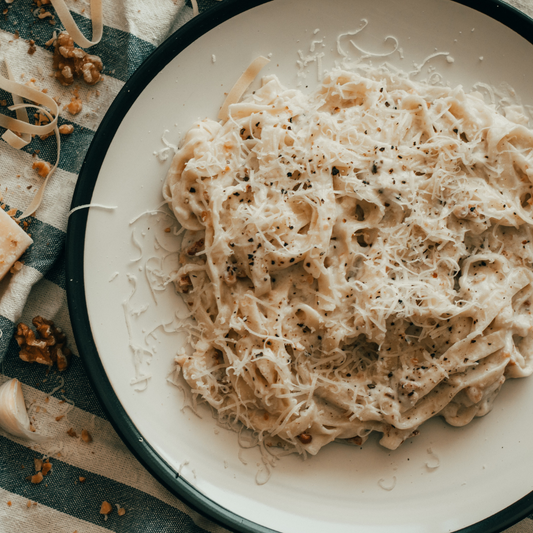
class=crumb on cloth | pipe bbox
[64,96,82,115]
[30,472,43,484]
[59,124,74,134]
[100,501,112,515]
[32,160,51,178]
[41,462,52,476]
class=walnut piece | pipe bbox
[58,124,74,134]
[37,9,53,20]
[53,32,103,86]
[186,238,205,256]
[9,261,23,275]
[100,501,112,515]
[32,160,51,178]
[177,274,192,294]
[15,316,71,371]
[41,462,52,476]
[297,433,312,445]
[65,96,83,115]
[30,472,43,484]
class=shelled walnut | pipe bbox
[100,501,112,515]
[53,32,103,86]
[32,160,51,178]
[15,316,71,371]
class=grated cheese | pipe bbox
[122,275,153,392]
[163,61,533,455]
[378,476,397,491]
[425,447,440,470]
[68,204,117,216]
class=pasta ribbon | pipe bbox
[218,56,270,122]
[0,62,61,219]
[0,0,103,218]
[50,0,103,49]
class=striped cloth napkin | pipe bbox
[0,1,229,532]
[0,1,533,533]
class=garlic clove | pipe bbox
[0,378,43,440]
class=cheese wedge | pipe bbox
[0,208,33,281]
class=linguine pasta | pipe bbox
[163,67,533,454]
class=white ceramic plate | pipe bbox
[67,1,533,531]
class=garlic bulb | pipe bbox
[0,378,41,440]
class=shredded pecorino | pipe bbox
[163,64,533,455]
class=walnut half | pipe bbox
[15,316,71,371]
[53,32,103,86]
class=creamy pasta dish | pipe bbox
[163,67,533,454]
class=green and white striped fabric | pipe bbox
[0,1,229,532]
